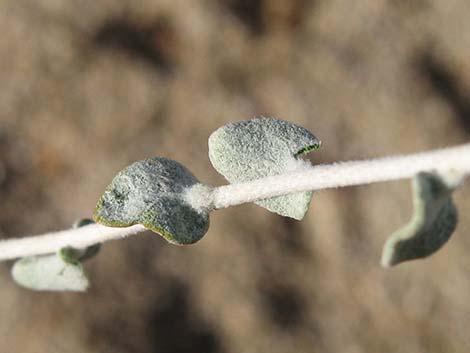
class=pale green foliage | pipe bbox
[94,157,210,244]
[11,219,101,291]
[8,118,465,293]
[60,244,102,263]
[12,252,89,292]
[208,117,321,220]
[381,172,458,267]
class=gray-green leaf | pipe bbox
[70,219,102,261]
[59,244,101,263]
[208,117,321,220]
[94,157,211,244]
[10,218,100,292]
[381,172,459,267]
[11,255,89,292]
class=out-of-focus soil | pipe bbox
[1,1,470,352]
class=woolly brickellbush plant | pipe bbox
[0,117,469,291]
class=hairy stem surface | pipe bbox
[0,143,469,261]
[212,143,470,208]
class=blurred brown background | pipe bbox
[1,1,470,352]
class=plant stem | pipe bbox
[0,143,469,261]
[212,143,470,208]
[0,224,146,261]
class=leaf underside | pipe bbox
[11,219,101,292]
[12,254,89,292]
[208,117,321,220]
[381,172,459,267]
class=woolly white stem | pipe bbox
[213,143,470,208]
[0,143,469,261]
[0,224,146,261]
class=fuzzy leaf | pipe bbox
[71,219,102,261]
[73,218,95,228]
[10,219,100,292]
[59,244,101,263]
[208,117,321,220]
[381,172,459,267]
[94,157,210,244]
[11,255,89,292]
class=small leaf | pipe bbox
[73,218,95,228]
[78,244,102,262]
[59,247,81,265]
[381,172,459,267]
[12,255,89,292]
[208,117,321,220]
[11,218,100,292]
[94,157,211,244]
[70,219,102,261]
[59,244,101,263]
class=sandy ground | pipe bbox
[0,1,470,352]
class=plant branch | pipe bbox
[0,224,146,261]
[212,143,470,208]
[0,143,469,261]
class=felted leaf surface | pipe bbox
[208,117,321,220]
[94,157,210,244]
[381,172,458,267]
[12,255,89,292]
[10,219,100,292]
